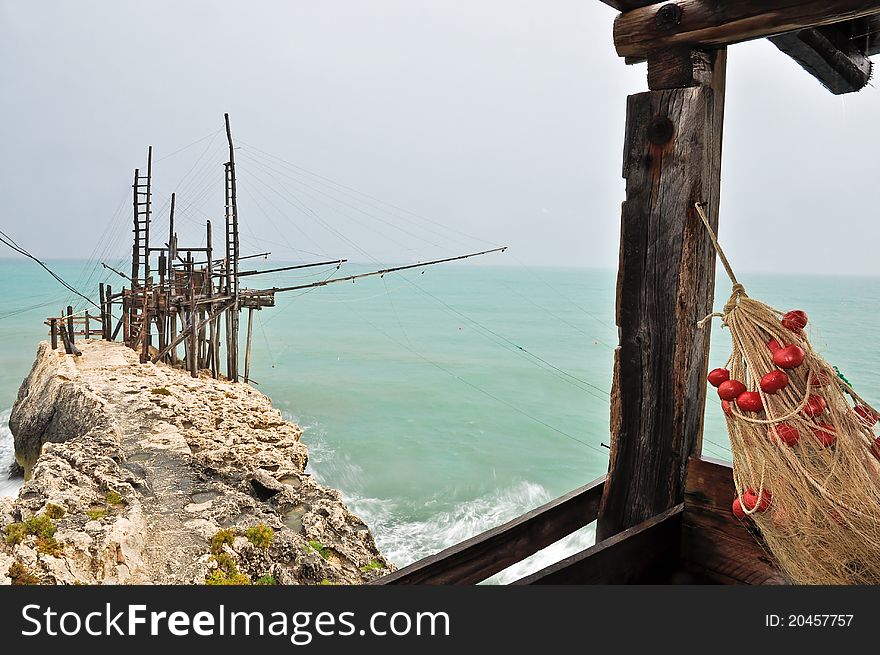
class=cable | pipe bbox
[0,230,99,310]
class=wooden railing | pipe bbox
[371,475,605,585]
[44,306,107,355]
[372,457,784,585]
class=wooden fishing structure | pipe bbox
[46,114,505,383]
[370,0,880,585]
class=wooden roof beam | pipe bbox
[769,22,873,94]
[614,0,880,59]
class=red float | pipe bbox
[803,394,827,417]
[732,497,746,520]
[743,488,772,512]
[721,400,733,417]
[773,344,806,369]
[813,423,836,447]
[736,391,763,413]
[707,368,730,388]
[782,310,808,331]
[769,424,799,446]
[854,405,879,427]
[760,370,789,394]
[718,380,746,401]
[767,338,782,353]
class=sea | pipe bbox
[1,258,878,583]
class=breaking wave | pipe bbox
[0,409,23,498]
[292,413,595,584]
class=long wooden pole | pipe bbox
[224,113,240,382]
[246,246,507,296]
[613,0,880,59]
[243,307,254,384]
[105,284,113,340]
[597,48,727,541]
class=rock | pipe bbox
[0,340,393,585]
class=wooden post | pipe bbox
[66,306,75,346]
[597,48,727,541]
[84,312,90,339]
[122,288,130,344]
[50,318,58,350]
[244,307,255,384]
[188,255,198,378]
[158,253,167,358]
[99,283,107,339]
[225,114,240,382]
[141,277,151,363]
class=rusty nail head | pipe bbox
[655,3,683,30]
[647,116,674,145]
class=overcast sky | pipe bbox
[1,1,878,274]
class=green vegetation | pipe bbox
[5,512,62,548]
[205,568,251,585]
[205,553,251,586]
[308,540,331,560]
[23,514,57,539]
[8,562,40,585]
[318,578,338,586]
[45,503,66,519]
[359,559,383,573]
[85,508,106,521]
[3,523,26,546]
[105,490,124,506]
[36,536,64,557]
[150,387,172,396]
[254,574,277,586]
[245,524,274,550]
[211,528,236,554]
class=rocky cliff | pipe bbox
[0,340,392,585]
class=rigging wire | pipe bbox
[0,230,100,310]
[237,141,499,247]
[348,305,609,456]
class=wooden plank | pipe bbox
[769,22,872,94]
[681,457,787,584]
[372,476,606,585]
[597,49,725,541]
[513,504,683,585]
[614,1,880,59]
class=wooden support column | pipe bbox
[99,283,107,339]
[597,48,727,541]
[243,307,255,384]
[50,318,58,350]
[66,306,75,346]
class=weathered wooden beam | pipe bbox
[49,318,58,350]
[512,504,683,584]
[372,475,606,585]
[866,15,880,53]
[597,49,726,541]
[597,0,654,10]
[614,1,880,60]
[681,457,787,584]
[769,22,872,94]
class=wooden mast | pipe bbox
[224,113,240,382]
[596,46,727,540]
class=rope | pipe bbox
[695,200,880,585]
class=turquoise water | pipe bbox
[1,258,878,581]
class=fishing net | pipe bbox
[696,203,880,585]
